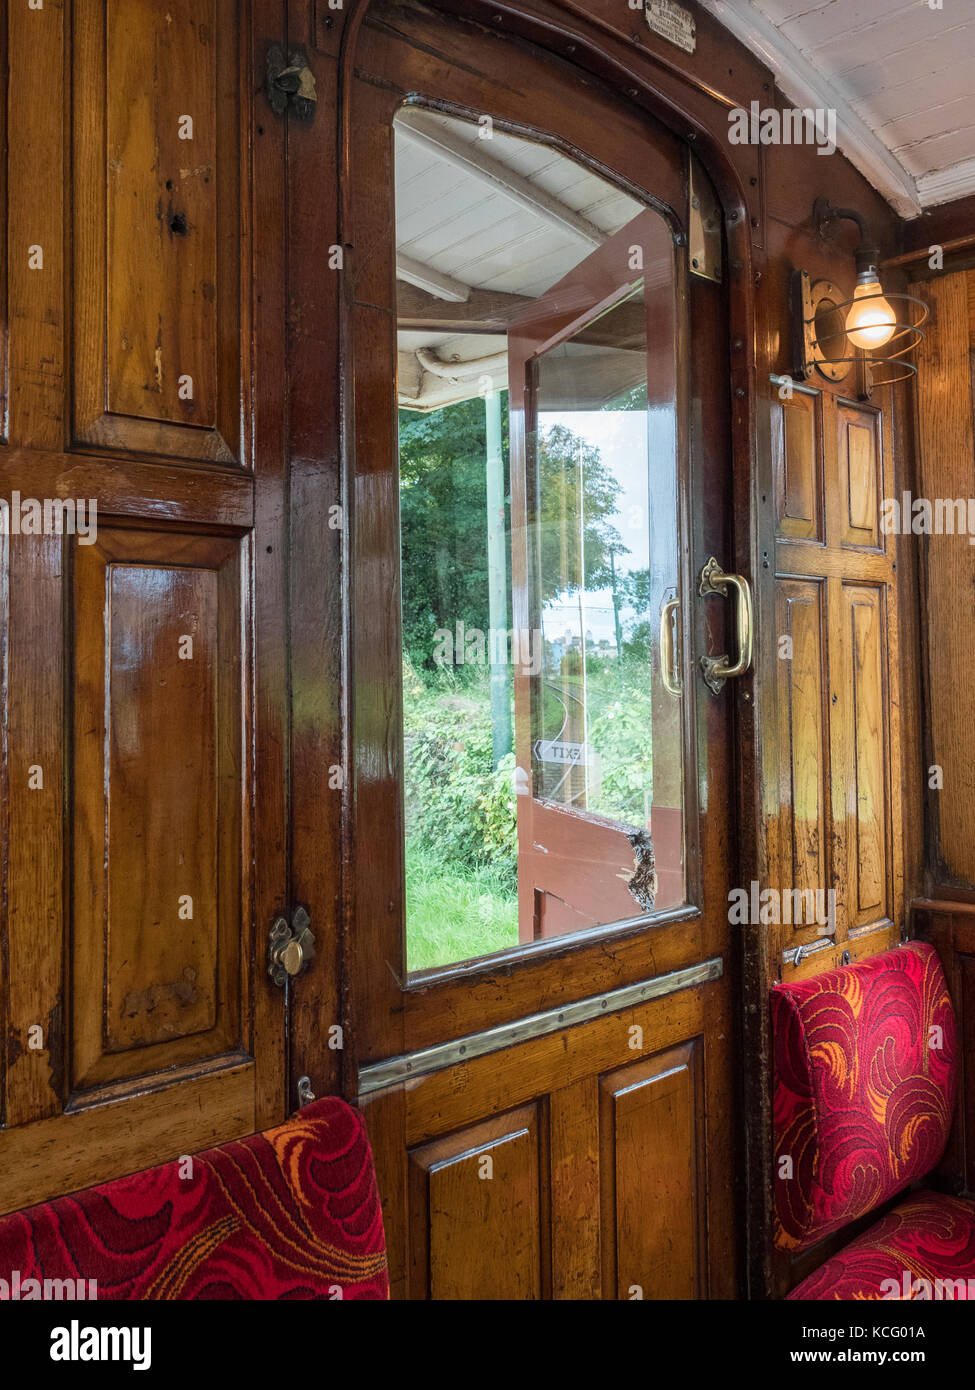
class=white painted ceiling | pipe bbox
[702,0,975,217]
[395,109,644,409]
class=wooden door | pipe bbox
[0,0,291,1213]
[345,0,743,1300]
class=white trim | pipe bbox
[916,158,975,211]
[699,0,922,219]
[395,253,471,304]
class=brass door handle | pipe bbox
[268,906,315,986]
[698,556,754,693]
[659,592,682,697]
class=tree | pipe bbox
[398,396,629,672]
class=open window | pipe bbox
[395,108,685,973]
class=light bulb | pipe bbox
[845,277,896,349]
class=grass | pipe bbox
[406,844,519,973]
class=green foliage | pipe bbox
[398,397,631,672]
[403,660,517,888]
[398,398,511,670]
[586,669,654,825]
[405,845,518,972]
[535,422,627,596]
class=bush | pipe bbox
[403,663,517,891]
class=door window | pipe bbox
[395,108,684,973]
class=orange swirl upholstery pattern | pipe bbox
[788,1190,975,1300]
[0,1096,388,1300]
[772,942,957,1253]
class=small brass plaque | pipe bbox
[645,0,697,55]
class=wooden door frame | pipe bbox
[290,0,773,1295]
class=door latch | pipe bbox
[264,46,317,121]
[268,906,315,986]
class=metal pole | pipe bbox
[485,390,512,766]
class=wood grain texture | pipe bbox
[773,389,822,542]
[0,0,291,1214]
[408,1105,545,1300]
[914,272,975,887]
[548,1077,600,1299]
[774,389,900,975]
[0,1060,255,1218]
[840,583,889,927]
[71,0,245,462]
[71,528,244,1090]
[600,1042,704,1300]
[838,404,881,551]
[775,577,831,952]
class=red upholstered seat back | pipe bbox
[0,1096,388,1299]
[772,942,957,1253]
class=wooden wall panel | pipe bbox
[0,0,289,1217]
[71,0,245,463]
[772,390,822,542]
[838,584,889,930]
[838,405,881,551]
[71,527,245,1093]
[775,577,830,952]
[599,1042,704,1300]
[773,385,900,985]
[407,1105,545,1300]
[914,271,975,886]
[378,980,733,1299]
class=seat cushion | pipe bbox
[773,941,957,1252]
[788,1190,975,1300]
[0,1096,388,1300]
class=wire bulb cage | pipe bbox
[804,287,928,387]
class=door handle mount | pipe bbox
[268,905,315,987]
[698,556,754,694]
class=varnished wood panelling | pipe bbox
[838,404,881,551]
[0,1060,255,1218]
[599,1042,704,1300]
[72,0,245,463]
[72,527,245,1092]
[775,577,830,949]
[773,385,900,980]
[914,272,975,886]
[408,1106,545,1300]
[772,389,822,542]
[839,583,889,930]
[549,1078,601,1300]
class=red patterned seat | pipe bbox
[772,941,974,1299]
[0,1096,388,1300]
[788,1190,975,1300]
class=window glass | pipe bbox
[395,108,682,973]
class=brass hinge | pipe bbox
[268,905,315,986]
[264,46,317,121]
